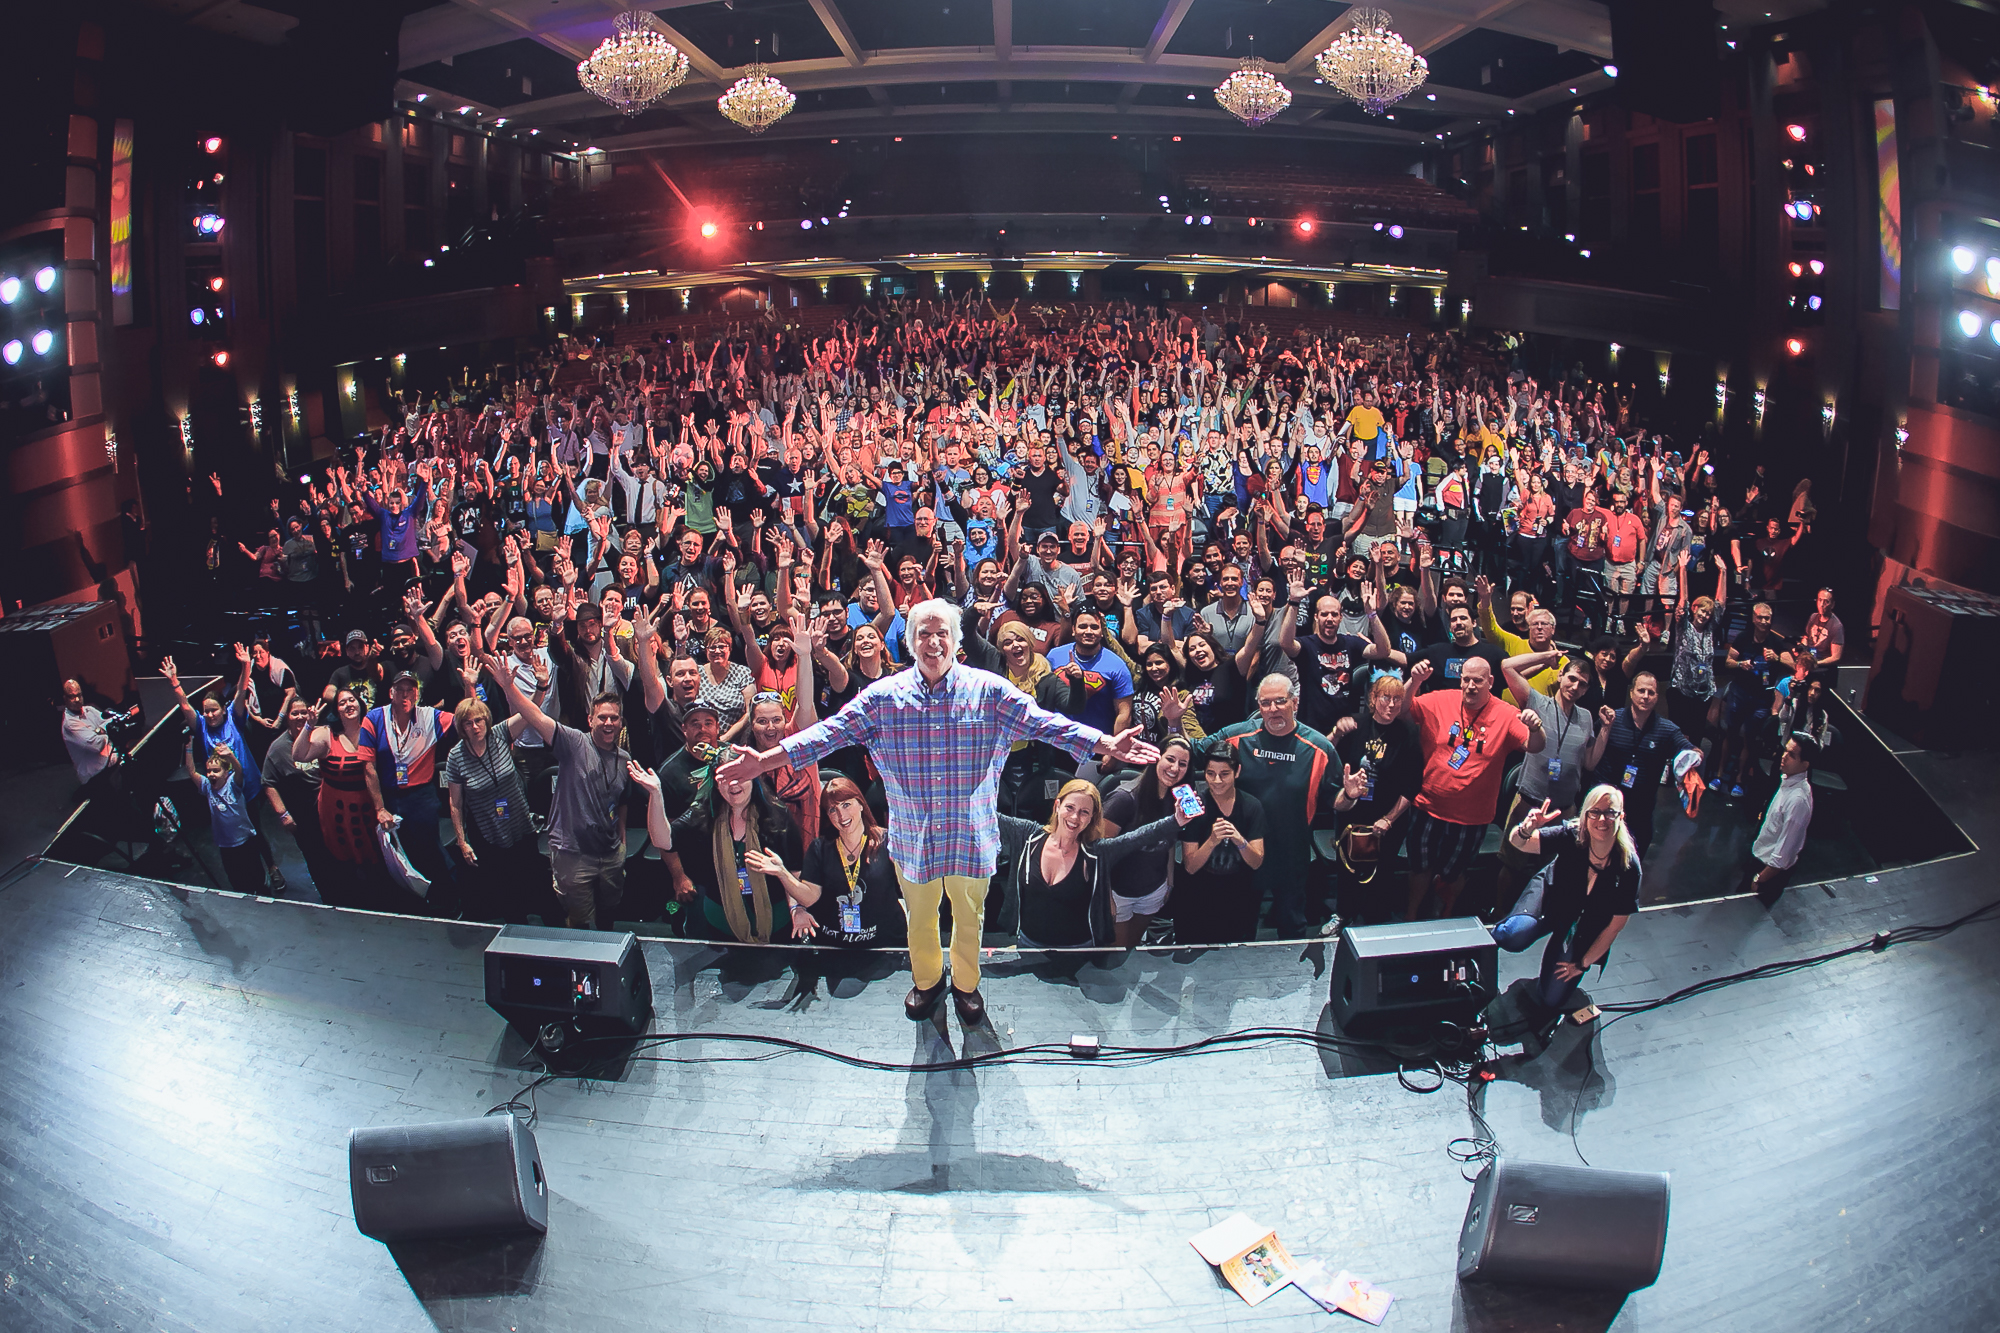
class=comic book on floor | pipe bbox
[1294,1258,1397,1324]
[1189,1214,1301,1307]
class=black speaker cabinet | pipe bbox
[484,924,652,1039]
[349,1116,548,1242]
[1330,918,1497,1035]
[1866,583,2000,750]
[1458,1158,1670,1292]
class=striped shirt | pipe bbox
[779,665,1105,882]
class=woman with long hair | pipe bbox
[997,778,1190,950]
[697,625,757,739]
[1173,744,1269,943]
[991,619,1077,820]
[659,761,808,944]
[1496,784,1641,1013]
[1100,736,1195,946]
[1127,644,1205,752]
[782,776,906,947]
[1176,631,1250,736]
[292,686,388,909]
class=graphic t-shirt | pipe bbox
[1044,643,1135,732]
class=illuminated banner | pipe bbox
[1875,100,1900,311]
[111,119,133,326]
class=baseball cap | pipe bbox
[344,629,369,647]
[388,669,422,690]
[574,602,604,624]
[683,698,722,720]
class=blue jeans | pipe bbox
[1491,868,1587,1011]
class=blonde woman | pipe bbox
[996,777,1191,951]
[1497,784,1641,1012]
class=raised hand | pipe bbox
[1408,659,1435,689]
[1339,763,1370,801]
[1599,704,1617,728]
[232,642,250,664]
[626,761,661,796]
[160,656,179,685]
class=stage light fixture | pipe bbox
[34,266,56,292]
[700,221,718,237]
[203,136,222,153]
[1788,261,1803,277]
[0,277,17,304]
[31,329,53,356]
[1200,215,1211,225]
[1426,93,1437,100]
[423,258,434,267]
[1373,222,1384,231]
[189,308,206,325]
[1806,294,1822,310]
[1,340,19,365]
[1298,220,1314,233]
[209,276,225,291]
[1991,320,2000,346]
[1950,246,1977,273]
[1785,123,1807,141]
[1808,259,1824,275]
[1388,224,1404,238]
[1958,309,1983,337]
[800,219,812,229]
[1184,215,1193,225]
[1579,249,1591,257]
[211,350,229,367]
[1785,337,1805,355]
[820,216,829,225]
[1604,64,1619,77]
[1988,258,2000,295]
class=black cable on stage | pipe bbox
[489,895,2000,1166]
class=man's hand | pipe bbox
[1599,704,1617,728]
[713,744,774,786]
[376,808,396,829]
[626,760,661,795]
[1096,726,1161,767]
[1408,659,1434,689]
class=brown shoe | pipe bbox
[905,979,947,1020]
[951,987,986,1026]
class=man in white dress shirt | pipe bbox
[1747,735,1817,906]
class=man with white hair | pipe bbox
[1207,674,1341,936]
[718,598,1160,1025]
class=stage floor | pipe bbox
[0,749,1994,1333]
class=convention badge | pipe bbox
[1621,763,1639,789]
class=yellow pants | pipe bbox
[894,869,989,993]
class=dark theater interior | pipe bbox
[2,2,1998,1329]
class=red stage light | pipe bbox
[211,350,229,367]
[700,221,718,238]
[203,136,222,154]
[1785,338,1805,356]
[1785,123,1807,141]
[1787,262,1802,277]
[1298,220,1314,233]
[209,276,225,291]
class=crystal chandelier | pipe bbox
[1315,8,1428,116]
[577,11,691,117]
[718,39,795,135]
[1213,36,1292,128]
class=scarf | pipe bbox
[711,806,776,944]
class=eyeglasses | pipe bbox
[1585,810,1620,821]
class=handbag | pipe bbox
[376,816,432,900]
[1337,824,1382,883]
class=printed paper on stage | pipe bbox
[1295,1259,1396,1324]
[1188,1214,1300,1306]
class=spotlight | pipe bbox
[1579,249,1591,257]
[1788,261,1803,277]
[0,277,17,304]
[1950,246,1977,274]
[209,276,225,291]
[1199,215,1211,225]
[700,221,718,238]
[1989,257,2000,294]
[423,258,434,267]
[1604,64,1619,77]
[1426,93,1437,100]
[1808,259,1824,275]
[1991,320,2000,346]
[1,340,19,365]
[1186,92,1196,101]
[1785,123,1807,141]
[801,219,813,230]
[211,350,229,367]
[458,106,472,114]
[31,329,53,356]
[1806,294,1822,310]
[820,217,829,226]
[1388,224,1404,239]
[1184,215,1193,225]
[1564,234,1575,242]
[1958,309,1983,337]
[1785,337,1805,356]
[34,266,56,292]
[1373,222,1385,231]
[189,308,206,325]
[203,136,222,153]
[1298,220,1314,233]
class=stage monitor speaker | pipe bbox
[349,1116,548,1242]
[1330,918,1497,1036]
[1866,584,2000,750]
[1458,1158,1670,1292]
[484,924,653,1040]
[1609,1,1720,124]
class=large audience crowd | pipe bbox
[63,297,1849,1008]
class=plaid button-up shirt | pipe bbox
[780,665,1104,882]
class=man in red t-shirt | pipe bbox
[1599,491,1650,636]
[1399,655,1543,918]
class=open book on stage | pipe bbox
[1189,1214,1301,1307]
